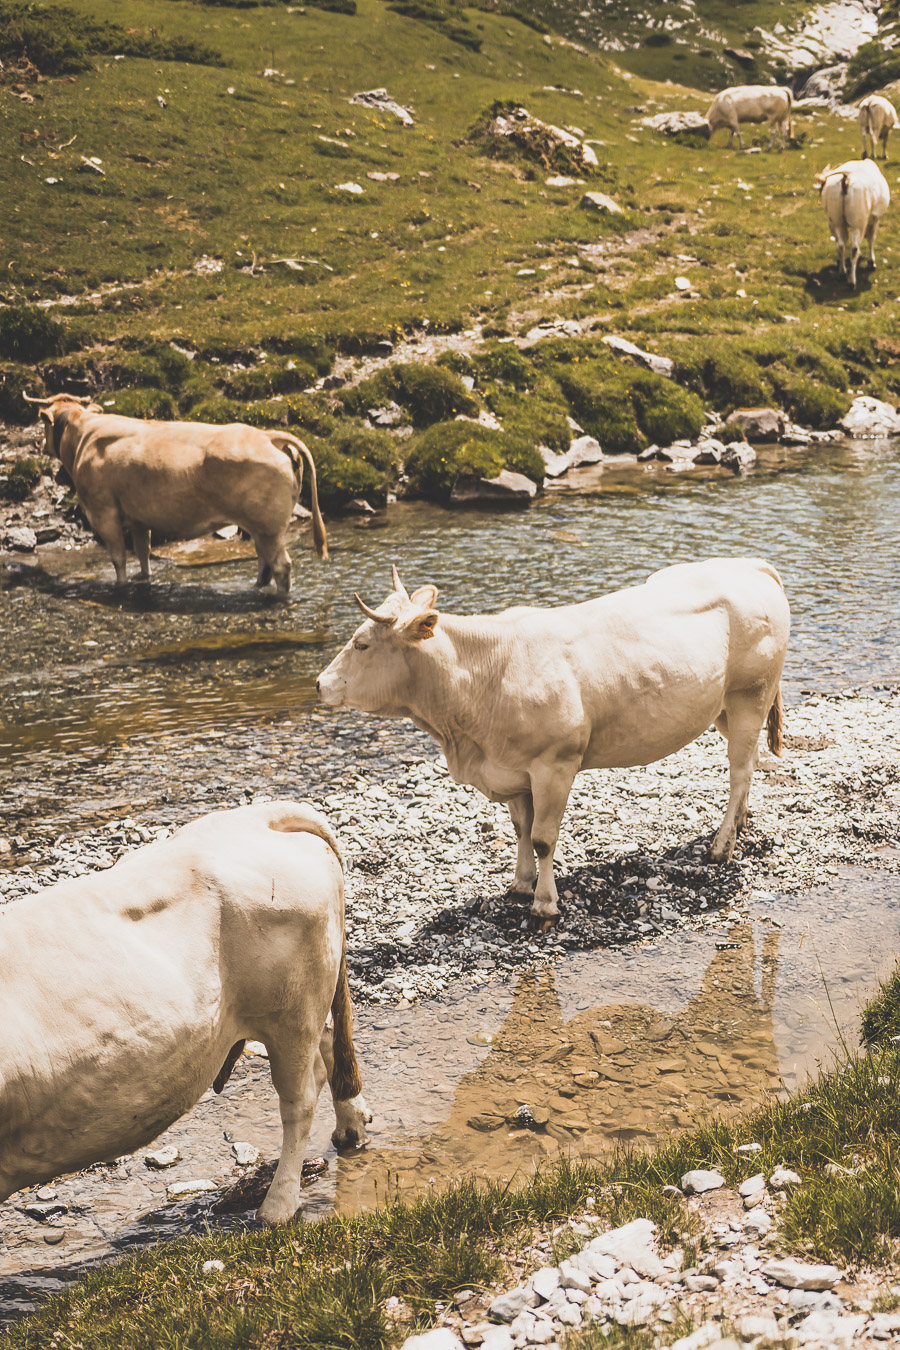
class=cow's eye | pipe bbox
[353,640,369,651]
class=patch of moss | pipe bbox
[487,375,571,453]
[766,370,849,429]
[629,372,706,445]
[0,306,68,363]
[551,363,646,455]
[672,341,770,413]
[0,0,224,74]
[845,40,900,99]
[218,360,317,401]
[101,387,176,419]
[404,420,543,500]
[385,0,481,50]
[340,362,478,428]
[0,362,41,423]
[473,342,532,390]
[0,454,49,501]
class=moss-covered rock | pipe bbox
[102,387,176,419]
[218,360,317,401]
[629,372,706,446]
[0,454,50,501]
[551,365,646,455]
[340,362,478,428]
[404,420,543,501]
[0,362,42,424]
[672,342,770,413]
[0,306,68,363]
[305,426,397,510]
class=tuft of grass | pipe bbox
[861,960,900,1048]
[0,455,49,501]
[0,306,68,362]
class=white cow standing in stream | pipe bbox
[317,559,790,926]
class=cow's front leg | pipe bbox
[258,1038,320,1225]
[507,792,537,896]
[528,761,577,924]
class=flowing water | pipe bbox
[1,438,900,1318]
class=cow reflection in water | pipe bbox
[334,924,781,1207]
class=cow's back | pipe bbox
[0,802,343,1198]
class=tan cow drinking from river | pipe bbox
[317,559,790,925]
[27,392,327,593]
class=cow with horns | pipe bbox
[316,561,790,925]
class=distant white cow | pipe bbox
[0,802,369,1225]
[317,560,790,925]
[859,94,898,160]
[706,85,793,150]
[815,159,891,288]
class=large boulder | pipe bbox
[640,111,710,139]
[797,64,847,103]
[722,441,758,473]
[725,408,784,442]
[541,436,603,479]
[839,395,900,438]
[450,469,537,508]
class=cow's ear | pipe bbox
[407,609,438,641]
[410,583,438,608]
[39,409,55,427]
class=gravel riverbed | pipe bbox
[3,689,898,1007]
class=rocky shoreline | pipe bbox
[2,688,898,1006]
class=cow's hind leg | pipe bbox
[132,524,151,582]
[710,692,767,863]
[254,533,292,595]
[257,1037,320,1225]
[865,216,880,269]
[507,793,537,896]
[90,506,129,586]
[317,1021,371,1148]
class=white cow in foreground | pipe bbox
[706,85,793,150]
[26,392,328,593]
[859,94,898,160]
[0,801,369,1225]
[317,560,790,924]
[815,159,891,288]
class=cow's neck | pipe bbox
[403,614,511,784]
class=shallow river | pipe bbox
[1,438,899,1319]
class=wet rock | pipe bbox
[350,89,414,125]
[3,526,36,552]
[724,408,783,442]
[488,1287,529,1322]
[641,111,710,139]
[567,435,603,468]
[694,439,725,465]
[839,396,900,438]
[346,499,376,515]
[760,1258,842,1290]
[681,1169,725,1195]
[721,442,757,473]
[401,1332,465,1350]
[768,1166,801,1191]
[145,1145,181,1170]
[602,335,673,378]
[580,192,623,216]
[467,1112,506,1132]
[450,470,537,508]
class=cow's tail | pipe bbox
[268,431,329,561]
[331,942,363,1102]
[786,86,793,140]
[865,99,872,155]
[767,686,784,757]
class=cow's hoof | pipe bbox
[527,913,559,933]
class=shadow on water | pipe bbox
[2,869,898,1323]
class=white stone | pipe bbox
[555,1301,581,1326]
[145,1145,181,1169]
[529,1267,560,1301]
[870,1312,900,1339]
[674,276,692,291]
[737,1315,780,1340]
[588,1218,665,1278]
[558,1260,591,1294]
[736,1142,763,1154]
[232,1141,260,1166]
[335,182,364,194]
[602,334,674,378]
[488,1288,529,1322]
[738,1174,765,1197]
[402,1332,465,1350]
[166,1179,217,1197]
[769,1166,801,1191]
[839,395,900,438]
[672,1324,725,1350]
[681,1169,725,1194]
[742,1207,772,1237]
[480,1329,514,1350]
[593,1278,622,1303]
[580,191,623,215]
[793,1311,866,1344]
[760,1258,843,1290]
[202,1260,225,1274]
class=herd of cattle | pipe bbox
[0,77,889,1229]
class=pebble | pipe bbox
[736,1142,762,1154]
[166,1179,218,1198]
[672,1323,723,1350]
[402,1332,465,1350]
[768,1166,801,1191]
[231,1142,260,1166]
[741,1207,772,1237]
[737,1174,764,1198]
[736,1314,780,1340]
[488,1287,529,1323]
[683,1274,720,1293]
[681,1169,725,1195]
[202,1259,225,1274]
[145,1145,181,1169]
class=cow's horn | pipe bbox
[354,594,395,624]
[22,393,55,405]
[391,564,410,601]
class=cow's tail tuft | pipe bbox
[330,943,363,1101]
[766,686,784,757]
[269,432,329,561]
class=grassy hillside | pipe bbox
[1,0,899,506]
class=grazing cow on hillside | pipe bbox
[706,85,793,150]
[859,94,898,160]
[0,801,369,1225]
[815,159,891,288]
[317,560,790,925]
[25,392,327,593]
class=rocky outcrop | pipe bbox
[469,103,599,176]
[580,191,623,215]
[839,395,900,437]
[602,335,674,378]
[640,111,710,139]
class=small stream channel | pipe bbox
[1,437,899,1320]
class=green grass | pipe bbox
[861,960,900,1049]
